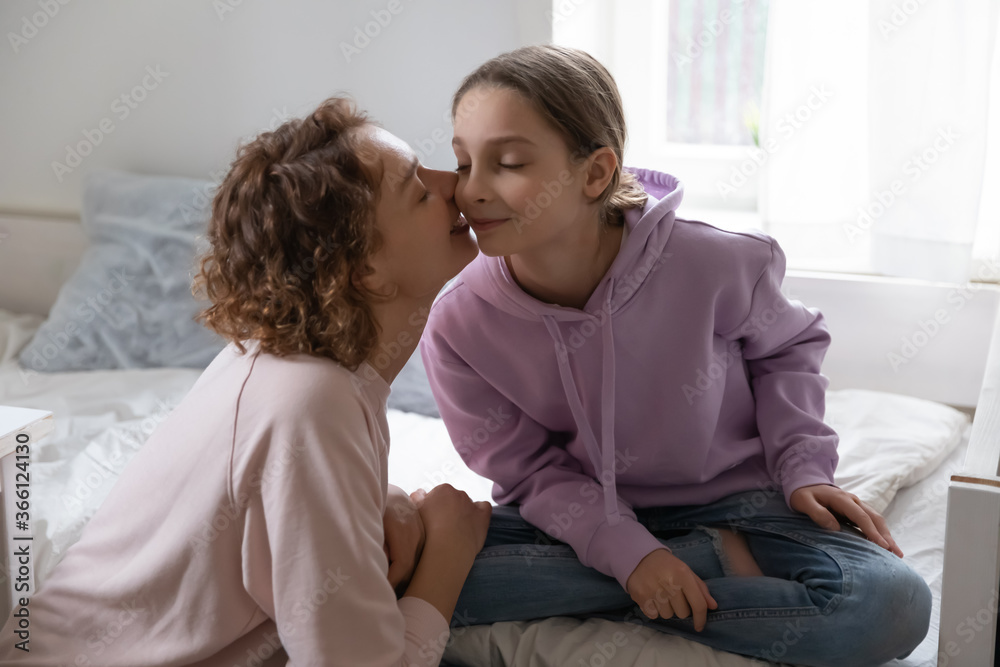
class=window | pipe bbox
[553,0,770,213]
[555,0,999,280]
[664,0,769,147]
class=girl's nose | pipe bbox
[461,167,489,204]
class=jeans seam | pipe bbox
[654,536,712,550]
[704,606,823,622]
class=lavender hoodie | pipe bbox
[420,168,839,590]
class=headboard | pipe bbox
[784,272,1000,409]
[0,213,87,317]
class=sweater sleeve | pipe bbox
[421,326,665,591]
[721,236,840,507]
[238,382,449,666]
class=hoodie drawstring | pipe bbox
[541,277,621,527]
[600,278,619,524]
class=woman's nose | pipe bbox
[437,169,458,200]
[424,168,458,201]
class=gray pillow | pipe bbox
[19,169,225,371]
[388,351,440,417]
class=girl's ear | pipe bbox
[581,147,618,200]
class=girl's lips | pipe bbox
[468,217,508,232]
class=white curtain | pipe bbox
[759,0,1000,282]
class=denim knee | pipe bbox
[823,560,932,667]
[872,565,932,663]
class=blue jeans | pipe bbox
[449,490,931,667]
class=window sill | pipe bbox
[674,207,1000,284]
[675,207,879,277]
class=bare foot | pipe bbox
[716,528,764,577]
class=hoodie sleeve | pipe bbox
[421,328,666,591]
[720,236,840,507]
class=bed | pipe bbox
[1,174,999,666]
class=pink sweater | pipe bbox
[0,342,449,666]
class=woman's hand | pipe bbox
[625,548,718,632]
[383,485,426,596]
[790,484,903,557]
[411,484,491,561]
[401,485,491,623]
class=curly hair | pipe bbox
[453,45,647,226]
[192,96,385,369]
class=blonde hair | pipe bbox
[452,44,647,225]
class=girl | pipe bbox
[421,45,931,666]
[0,97,491,666]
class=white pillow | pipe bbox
[827,388,969,512]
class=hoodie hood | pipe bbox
[456,168,683,528]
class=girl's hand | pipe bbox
[625,548,718,632]
[790,484,903,557]
[383,485,426,595]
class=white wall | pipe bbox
[0,0,550,215]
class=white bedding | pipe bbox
[0,309,968,666]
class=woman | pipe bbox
[0,97,490,666]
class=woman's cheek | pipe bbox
[454,183,469,211]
